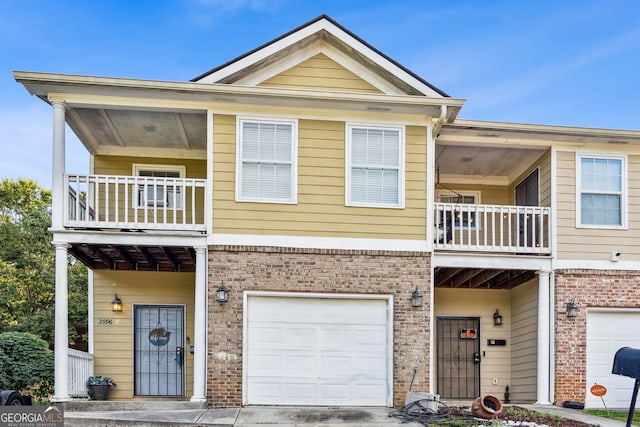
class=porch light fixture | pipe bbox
[493,309,503,326]
[111,294,122,313]
[216,282,229,303]
[566,299,579,318]
[411,286,424,308]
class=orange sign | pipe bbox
[590,384,607,397]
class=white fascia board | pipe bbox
[235,42,405,96]
[52,230,207,247]
[554,259,640,271]
[198,19,443,97]
[433,252,553,271]
[211,233,428,252]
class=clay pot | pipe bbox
[471,394,503,419]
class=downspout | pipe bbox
[432,105,447,139]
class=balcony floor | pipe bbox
[70,243,196,271]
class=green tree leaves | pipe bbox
[0,178,87,348]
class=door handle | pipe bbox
[473,352,481,364]
[175,346,184,366]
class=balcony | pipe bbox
[65,174,207,232]
[434,203,551,255]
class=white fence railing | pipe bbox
[434,203,551,254]
[65,174,206,231]
[69,348,93,398]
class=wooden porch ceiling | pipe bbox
[69,244,196,272]
[434,267,536,289]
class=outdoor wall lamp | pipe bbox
[566,299,579,318]
[216,282,229,303]
[411,286,424,307]
[493,309,503,326]
[111,294,122,313]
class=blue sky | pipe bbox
[2,0,640,188]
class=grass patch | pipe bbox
[586,409,640,425]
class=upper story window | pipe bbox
[346,124,404,208]
[236,118,297,204]
[577,154,626,227]
[133,164,185,208]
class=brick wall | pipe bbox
[554,269,640,405]
[207,245,431,408]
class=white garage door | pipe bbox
[586,310,640,409]
[245,294,391,406]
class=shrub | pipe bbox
[0,331,54,398]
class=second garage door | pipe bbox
[586,310,640,409]
[245,294,392,406]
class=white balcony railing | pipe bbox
[65,174,206,232]
[69,348,93,398]
[434,203,551,254]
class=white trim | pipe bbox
[587,307,640,314]
[554,259,640,270]
[132,164,187,208]
[52,229,207,247]
[212,233,428,252]
[88,269,94,355]
[207,110,214,236]
[345,123,405,209]
[197,17,443,97]
[551,148,558,259]
[426,119,435,252]
[433,252,553,270]
[242,291,394,407]
[132,163,186,176]
[575,153,627,229]
[235,116,298,204]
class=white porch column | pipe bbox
[51,101,66,230]
[536,270,552,405]
[53,242,70,402]
[191,246,208,402]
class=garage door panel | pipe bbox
[586,311,640,409]
[246,295,391,406]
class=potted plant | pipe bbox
[86,375,116,400]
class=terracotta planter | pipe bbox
[471,394,503,419]
[87,384,111,401]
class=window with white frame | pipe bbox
[346,124,404,208]
[436,191,479,228]
[134,165,185,209]
[578,155,625,227]
[237,118,297,203]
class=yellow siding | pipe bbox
[556,151,640,261]
[509,280,537,403]
[434,288,511,396]
[213,115,427,240]
[259,53,383,94]
[436,183,511,206]
[93,270,195,399]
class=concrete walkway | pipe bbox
[63,404,630,426]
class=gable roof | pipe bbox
[192,14,450,98]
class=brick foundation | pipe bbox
[554,269,640,405]
[206,245,431,408]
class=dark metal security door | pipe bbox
[134,305,184,396]
[436,317,480,399]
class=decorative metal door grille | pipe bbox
[134,305,184,396]
[436,317,480,399]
